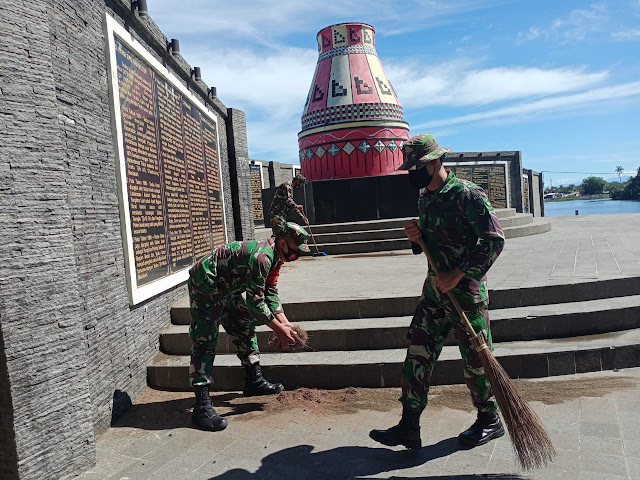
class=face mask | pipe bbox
[408,166,433,189]
[280,240,301,262]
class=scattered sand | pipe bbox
[126,374,638,428]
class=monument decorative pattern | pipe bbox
[301,102,404,129]
[318,44,378,61]
[299,23,409,180]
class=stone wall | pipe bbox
[257,160,299,188]
[0,1,252,478]
[227,109,255,240]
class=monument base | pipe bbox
[261,151,543,227]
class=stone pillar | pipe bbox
[225,108,255,240]
[268,161,276,188]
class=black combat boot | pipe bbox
[192,385,228,432]
[369,406,422,449]
[243,363,284,396]
[458,411,504,447]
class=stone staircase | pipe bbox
[147,276,640,391]
[304,209,551,255]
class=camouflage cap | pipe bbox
[397,133,451,171]
[293,174,306,183]
[281,222,311,252]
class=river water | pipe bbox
[544,198,640,216]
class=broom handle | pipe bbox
[416,238,480,340]
[303,218,322,254]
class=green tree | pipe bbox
[612,167,640,200]
[581,176,606,195]
[606,181,623,195]
[615,166,624,183]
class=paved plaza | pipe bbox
[75,368,640,480]
[266,213,640,302]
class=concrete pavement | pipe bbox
[72,368,640,480]
[267,214,640,303]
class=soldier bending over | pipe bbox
[189,223,310,431]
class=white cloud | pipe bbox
[386,62,609,107]
[412,81,640,129]
[186,46,317,118]
[147,0,500,42]
[612,28,640,40]
[184,44,614,158]
[517,3,610,44]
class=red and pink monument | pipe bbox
[298,23,410,181]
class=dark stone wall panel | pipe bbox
[0,0,247,477]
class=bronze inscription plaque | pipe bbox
[249,163,264,221]
[446,163,508,209]
[114,36,226,289]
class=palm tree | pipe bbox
[615,166,624,183]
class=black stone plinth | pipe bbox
[261,174,420,226]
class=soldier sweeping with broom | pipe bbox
[269,173,308,235]
[370,134,555,469]
[188,222,311,432]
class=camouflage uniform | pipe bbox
[401,171,505,413]
[188,238,284,387]
[269,175,306,234]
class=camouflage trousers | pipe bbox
[270,214,288,235]
[188,282,260,387]
[271,211,306,235]
[401,300,497,414]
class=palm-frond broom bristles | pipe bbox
[418,238,556,470]
[471,335,556,470]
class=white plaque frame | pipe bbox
[442,160,511,208]
[103,14,228,305]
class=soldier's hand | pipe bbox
[434,268,465,293]
[404,219,422,243]
[274,325,296,349]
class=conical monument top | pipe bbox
[298,22,409,180]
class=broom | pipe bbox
[303,219,328,257]
[417,237,555,470]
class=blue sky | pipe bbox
[147,0,640,186]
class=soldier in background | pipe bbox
[370,133,506,450]
[269,174,307,234]
[188,223,310,432]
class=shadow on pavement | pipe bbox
[111,393,266,430]
[206,441,527,480]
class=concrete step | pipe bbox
[502,217,552,239]
[313,228,407,244]
[310,215,537,245]
[147,328,640,391]
[308,209,517,234]
[306,218,551,255]
[499,213,534,228]
[170,276,640,323]
[311,238,411,255]
[161,295,640,355]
